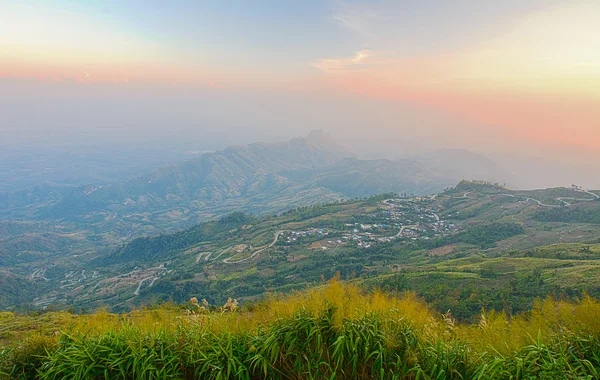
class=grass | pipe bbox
[2,279,600,379]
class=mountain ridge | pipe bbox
[44,131,512,227]
[48,130,350,218]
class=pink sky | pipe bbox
[1,1,599,152]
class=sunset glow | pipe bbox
[6,4,600,373]
[1,0,599,149]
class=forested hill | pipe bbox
[10,181,599,319]
[32,132,506,235]
[47,130,353,218]
[0,133,519,291]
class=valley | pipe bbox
[5,180,599,322]
[0,132,516,311]
[1,134,600,322]
[4,3,600,376]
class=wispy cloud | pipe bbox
[313,49,372,75]
[319,1,600,97]
[352,50,370,63]
[332,1,379,39]
[312,1,600,149]
[332,14,374,38]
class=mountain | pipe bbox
[411,149,519,188]
[2,132,527,236]
[34,131,494,238]
[9,181,599,315]
[47,130,352,220]
[0,183,74,219]
[0,132,543,310]
[0,270,37,308]
[45,133,520,229]
[0,132,530,280]
[283,157,454,197]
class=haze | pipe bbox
[1,0,599,189]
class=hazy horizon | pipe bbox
[1,1,599,190]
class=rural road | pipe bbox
[394,224,419,238]
[195,252,213,263]
[501,193,562,208]
[500,191,597,208]
[526,197,561,208]
[581,189,600,199]
[134,276,155,296]
[223,230,286,264]
[211,247,232,262]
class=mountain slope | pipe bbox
[0,132,530,268]
[23,182,599,315]
[49,135,515,227]
[49,130,352,219]
[412,149,519,188]
[283,157,456,197]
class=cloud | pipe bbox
[318,1,600,97]
[313,49,372,75]
[333,14,373,38]
[352,50,370,63]
[332,3,378,39]
[312,1,600,149]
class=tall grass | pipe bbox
[2,280,600,379]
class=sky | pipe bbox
[1,0,599,163]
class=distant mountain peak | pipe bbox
[306,129,329,139]
[302,130,347,152]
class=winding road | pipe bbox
[581,189,600,199]
[524,197,561,208]
[134,276,155,296]
[211,247,233,262]
[394,224,420,238]
[223,230,286,264]
[499,190,598,208]
[195,252,213,263]
[381,199,426,237]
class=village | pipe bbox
[280,198,461,250]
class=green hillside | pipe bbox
[0,135,518,305]
[4,181,599,320]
